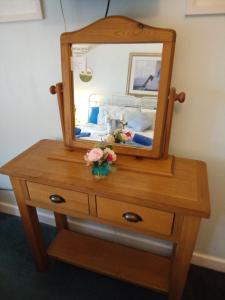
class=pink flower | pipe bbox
[86,148,103,162]
[104,148,117,162]
[125,131,132,138]
[107,154,113,162]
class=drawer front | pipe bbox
[27,182,89,215]
[96,196,174,236]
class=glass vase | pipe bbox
[92,162,110,179]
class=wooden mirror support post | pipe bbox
[50,83,65,141]
[163,88,186,159]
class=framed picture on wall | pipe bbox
[126,53,161,97]
[0,0,43,23]
[186,0,225,15]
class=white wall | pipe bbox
[0,0,64,187]
[0,0,225,262]
[145,1,225,259]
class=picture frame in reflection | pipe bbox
[127,53,161,97]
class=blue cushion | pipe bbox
[76,132,91,139]
[88,107,99,124]
[132,134,152,146]
[75,127,81,135]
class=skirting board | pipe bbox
[0,198,224,273]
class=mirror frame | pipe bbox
[60,16,176,158]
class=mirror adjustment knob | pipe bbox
[49,194,65,203]
[122,212,142,223]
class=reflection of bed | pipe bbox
[78,124,154,139]
[76,94,157,147]
[78,123,108,140]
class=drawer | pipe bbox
[27,182,89,215]
[96,196,174,236]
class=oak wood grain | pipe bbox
[49,83,65,141]
[48,151,175,176]
[0,140,210,218]
[48,229,171,293]
[54,213,68,230]
[0,140,210,300]
[96,196,174,236]
[163,88,176,159]
[27,181,89,216]
[169,216,201,300]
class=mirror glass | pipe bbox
[72,43,163,149]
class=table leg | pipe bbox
[10,177,48,272]
[169,216,201,300]
[54,212,68,230]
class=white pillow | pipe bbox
[141,109,156,130]
[98,105,139,125]
[97,105,120,125]
[140,97,158,110]
[124,111,152,132]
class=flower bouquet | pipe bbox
[104,129,133,144]
[84,144,117,178]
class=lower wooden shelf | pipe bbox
[47,229,171,293]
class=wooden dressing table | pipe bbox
[0,16,210,300]
[0,139,210,300]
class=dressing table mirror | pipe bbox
[59,16,179,158]
[72,43,162,151]
[0,15,210,300]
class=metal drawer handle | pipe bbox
[49,194,65,203]
[122,212,142,223]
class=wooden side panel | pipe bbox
[169,216,201,300]
[54,213,68,230]
[163,88,176,159]
[61,43,74,147]
[151,41,175,156]
[88,193,97,217]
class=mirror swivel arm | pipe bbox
[49,84,63,95]
[163,88,186,159]
[174,92,186,103]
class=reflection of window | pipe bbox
[74,91,90,124]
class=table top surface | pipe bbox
[0,139,210,218]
